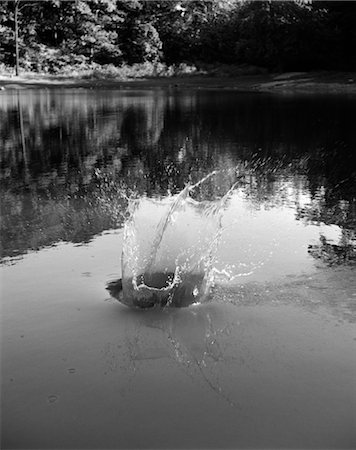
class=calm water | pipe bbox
[1,88,356,449]
[1,89,356,265]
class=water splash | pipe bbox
[119,173,236,308]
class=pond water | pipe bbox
[1,88,356,449]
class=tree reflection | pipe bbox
[0,90,355,260]
[103,304,238,408]
[308,232,356,266]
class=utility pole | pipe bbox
[14,0,21,76]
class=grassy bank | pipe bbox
[0,63,355,94]
[0,61,265,80]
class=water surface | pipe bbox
[1,89,356,263]
[1,88,356,449]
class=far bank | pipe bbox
[1,71,356,95]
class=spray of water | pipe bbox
[120,172,237,308]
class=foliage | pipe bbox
[234,1,329,70]
[70,61,200,79]
[0,0,355,74]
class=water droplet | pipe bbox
[47,395,58,404]
[68,368,76,374]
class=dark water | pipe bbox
[1,89,356,449]
[1,89,356,263]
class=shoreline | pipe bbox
[1,70,356,94]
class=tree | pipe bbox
[11,0,38,75]
[14,0,20,75]
[1,0,355,73]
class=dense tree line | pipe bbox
[0,0,355,74]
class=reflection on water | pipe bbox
[308,233,356,266]
[1,89,356,268]
[2,89,356,450]
[1,227,355,448]
[103,304,238,407]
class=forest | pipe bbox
[1,0,356,76]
